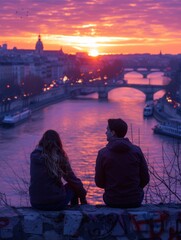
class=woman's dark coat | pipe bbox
[29,147,86,207]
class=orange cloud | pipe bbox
[0,0,181,54]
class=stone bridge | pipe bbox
[67,83,167,101]
[123,66,169,78]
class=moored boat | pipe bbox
[143,104,153,117]
[2,108,31,127]
[152,121,181,139]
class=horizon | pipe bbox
[3,44,180,56]
[1,0,181,55]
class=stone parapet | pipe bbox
[0,204,181,239]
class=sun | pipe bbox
[88,49,99,57]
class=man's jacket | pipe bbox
[95,137,150,206]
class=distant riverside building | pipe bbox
[1,43,8,51]
[0,61,15,84]
[35,35,44,55]
[0,56,63,86]
[76,52,88,59]
[0,35,67,86]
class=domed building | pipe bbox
[35,35,44,55]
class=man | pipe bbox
[95,118,150,208]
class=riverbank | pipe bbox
[0,87,70,124]
[153,98,181,122]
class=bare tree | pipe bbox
[145,140,181,204]
[0,159,29,207]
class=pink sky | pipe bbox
[1,0,181,55]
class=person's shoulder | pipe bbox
[130,143,145,158]
[30,146,43,161]
[132,144,143,152]
[98,146,108,155]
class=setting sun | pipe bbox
[88,49,99,57]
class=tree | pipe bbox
[64,64,81,84]
[21,74,44,96]
[99,59,124,82]
[145,141,181,204]
[0,79,21,102]
[165,68,181,103]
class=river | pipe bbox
[0,72,178,206]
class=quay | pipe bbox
[0,86,69,124]
[153,98,181,122]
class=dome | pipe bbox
[35,35,44,54]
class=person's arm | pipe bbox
[95,150,105,188]
[63,162,87,199]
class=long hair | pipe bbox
[38,130,69,179]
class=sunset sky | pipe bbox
[1,0,181,55]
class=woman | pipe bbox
[29,129,87,210]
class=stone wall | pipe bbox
[0,204,181,240]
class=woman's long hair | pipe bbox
[38,130,69,179]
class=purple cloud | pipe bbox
[0,0,181,53]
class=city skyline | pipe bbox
[1,0,181,55]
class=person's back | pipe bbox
[95,118,150,208]
[29,129,87,210]
[29,146,66,207]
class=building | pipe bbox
[0,35,65,86]
[35,35,44,55]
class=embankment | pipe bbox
[0,87,69,123]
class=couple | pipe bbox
[29,118,150,210]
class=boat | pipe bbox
[152,121,181,139]
[2,108,31,127]
[143,104,153,117]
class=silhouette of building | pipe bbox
[35,35,44,55]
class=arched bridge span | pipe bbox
[123,67,168,78]
[96,83,166,101]
[67,83,167,101]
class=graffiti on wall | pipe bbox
[0,217,9,228]
[1,208,181,239]
[78,210,181,239]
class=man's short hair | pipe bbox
[108,118,128,138]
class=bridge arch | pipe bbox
[124,71,143,77]
[147,71,165,77]
[107,87,146,100]
[96,83,166,101]
[104,85,165,101]
[124,67,166,79]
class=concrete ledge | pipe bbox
[0,204,181,239]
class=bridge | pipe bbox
[123,67,169,78]
[66,82,167,101]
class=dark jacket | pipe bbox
[29,147,86,206]
[95,137,150,206]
